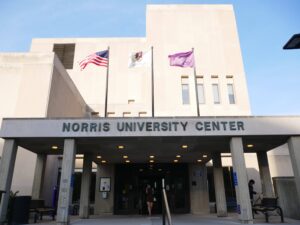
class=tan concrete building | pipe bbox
[0,4,299,224]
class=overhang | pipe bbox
[0,116,299,164]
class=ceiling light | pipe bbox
[101,160,107,163]
[97,155,102,159]
[125,160,130,163]
[203,155,207,158]
[174,159,179,163]
[158,168,162,171]
[139,169,143,172]
[118,145,124,149]
[247,144,254,148]
[149,155,155,159]
[181,145,188,149]
[51,145,58,150]
[197,159,202,162]
[123,155,128,159]
[76,154,84,158]
[176,155,181,158]
[149,160,154,163]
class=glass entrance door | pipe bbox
[114,163,190,215]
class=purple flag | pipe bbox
[168,50,195,68]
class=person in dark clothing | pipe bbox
[248,179,257,205]
[145,184,154,216]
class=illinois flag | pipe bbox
[79,50,109,70]
[168,50,194,68]
[128,50,151,68]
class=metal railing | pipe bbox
[162,179,172,225]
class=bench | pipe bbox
[30,199,55,223]
[252,197,284,223]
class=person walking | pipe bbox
[145,184,154,216]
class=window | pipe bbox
[212,84,220,104]
[227,84,235,104]
[53,44,75,69]
[123,112,131,117]
[139,112,147,117]
[181,77,190,105]
[196,77,205,104]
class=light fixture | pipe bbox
[247,144,254,148]
[101,160,107,163]
[97,155,102,159]
[118,145,124,149]
[123,155,128,159]
[149,155,155,159]
[203,155,207,158]
[174,159,179,163]
[176,155,181,158]
[149,160,154,163]
[181,145,188,149]
[158,168,162,171]
[139,169,143,172]
[51,145,58,150]
[197,159,202,162]
[76,154,84,158]
[125,160,130,163]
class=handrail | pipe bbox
[162,179,172,225]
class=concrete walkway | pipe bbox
[34,214,300,225]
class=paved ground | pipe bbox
[34,213,300,225]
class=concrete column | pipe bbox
[79,154,92,219]
[0,139,18,224]
[287,136,300,205]
[212,153,227,217]
[32,154,47,199]
[257,151,274,197]
[230,137,253,224]
[189,163,210,214]
[56,139,76,225]
[94,164,115,215]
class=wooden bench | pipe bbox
[30,199,55,223]
[252,197,284,223]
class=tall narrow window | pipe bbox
[181,77,190,105]
[227,84,235,104]
[196,77,205,104]
[53,44,75,69]
[212,84,220,104]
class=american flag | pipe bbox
[79,50,109,70]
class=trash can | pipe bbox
[10,196,31,225]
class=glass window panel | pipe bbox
[181,84,190,105]
[197,84,205,104]
[227,84,235,104]
[212,84,220,104]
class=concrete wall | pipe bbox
[273,177,300,220]
[189,163,210,214]
[30,4,251,117]
[94,164,115,215]
[47,56,87,117]
[0,53,55,195]
[0,53,88,196]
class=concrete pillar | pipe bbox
[94,164,115,215]
[212,153,227,217]
[230,137,253,224]
[257,151,274,197]
[32,154,47,199]
[0,139,18,224]
[189,163,210,214]
[79,154,92,219]
[287,136,300,205]
[56,139,76,225]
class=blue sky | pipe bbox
[0,0,299,115]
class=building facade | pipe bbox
[0,4,299,224]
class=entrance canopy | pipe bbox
[0,116,299,163]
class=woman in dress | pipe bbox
[145,184,154,216]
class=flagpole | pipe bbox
[151,46,155,117]
[104,46,110,118]
[192,48,200,117]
